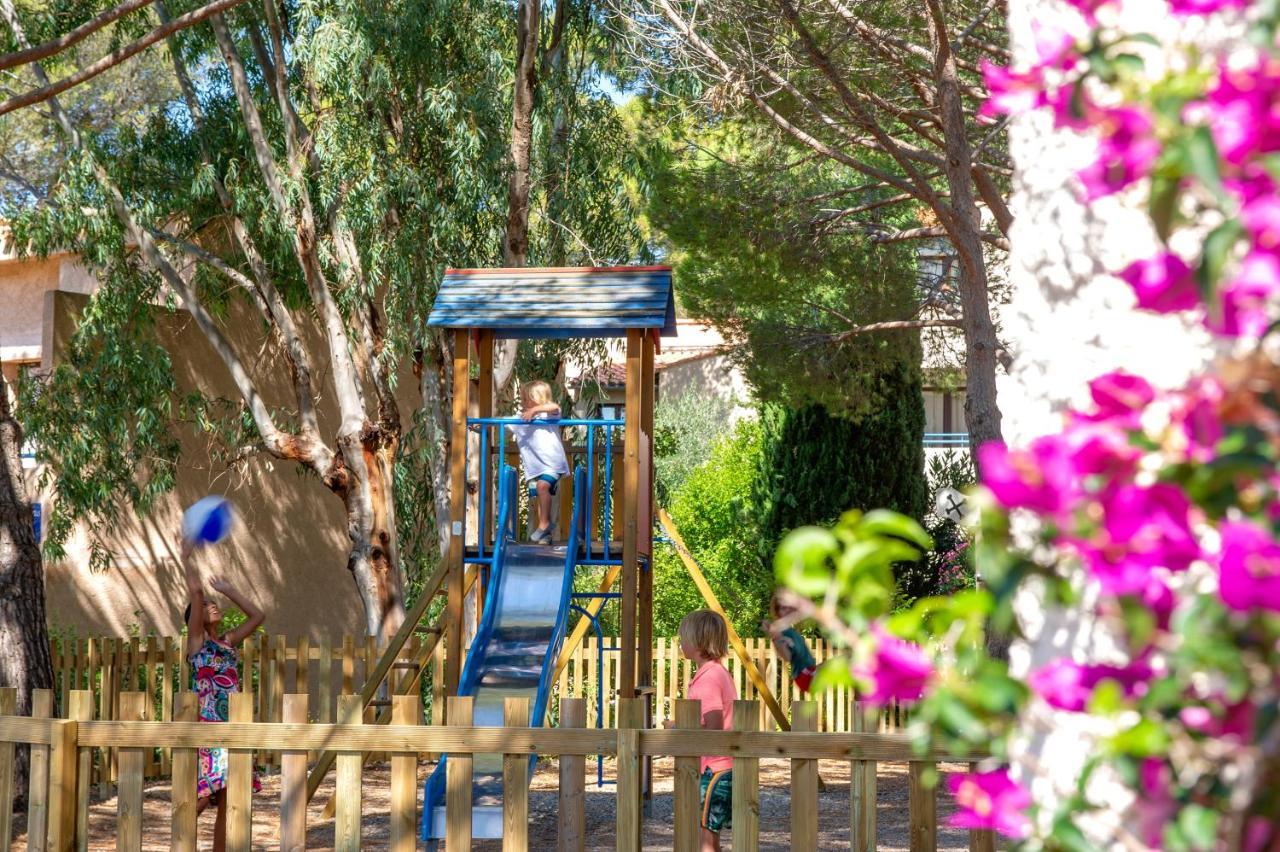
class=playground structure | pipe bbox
[419,265,673,842]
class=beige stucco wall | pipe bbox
[39,290,371,642]
[657,353,754,423]
[0,254,61,361]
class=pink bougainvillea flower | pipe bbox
[1169,0,1250,13]
[946,769,1032,838]
[1062,422,1142,479]
[1136,759,1177,848]
[1078,107,1161,200]
[1205,58,1280,164]
[1102,484,1202,572]
[1141,575,1176,631]
[1087,370,1156,421]
[1029,658,1152,712]
[1118,253,1200,313]
[855,627,933,704]
[1241,195,1280,254]
[1180,699,1255,740]
[980,61,1046,118]
[1217,520,1280,612]
[1168,377,1225,462]
[1207,252,1278,338]
[978,437,1077,515]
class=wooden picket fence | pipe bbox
[48,632,908,788]
[1,685,993,852]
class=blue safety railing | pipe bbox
[923,432,969,448]
[467,417,624,566]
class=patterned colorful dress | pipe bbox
[190,637,259,799]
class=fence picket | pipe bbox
[117,692,147,851]
[968,761,996,852]
[909,762,937,852]
[335,694,363,851]
[226,692,254,851]
[171,693,197,852]
[28,688,52,851]
[731,699,760,852]
[281,695,307,851]
[69,690,93,852]
[390,695,420,852]
[615,727,641,852]
[791,701,819,849]
[503,697,530,852]
[558,698,585,852]
[445,696,474,849]
[672,699,700,852]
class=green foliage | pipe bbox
[651,420,766,637]
[653,390,738,505]
[644,119,924,419]
[748,369,928,572]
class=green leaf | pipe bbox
[1196,219,1244,301]
[1088,679,1124,716]
[808,658,855,694]
[774,526,839,596]
[859,509,933,551]
[1176,805,1219,850]
[1186,125,1227,202]
[1147,172,1181,243]
[1109,718,1170,756]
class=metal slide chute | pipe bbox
[421,465,584,843]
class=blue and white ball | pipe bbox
[182,496,236,546]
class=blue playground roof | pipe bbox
[427,266,676,339]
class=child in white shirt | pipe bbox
[508,380,570,544]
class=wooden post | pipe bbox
[672,699,700,852]
[476,328,494,565]
[161,638,176,775]
[637,332,655,694]
[852,704,877,852]
[967,762,996,852]
[908,762,937,852]
[791,701,819,849]
[447,328,471,702]
[318,635,333,725]
[446,696,473,849]
[390,695,420,852]
[0,687,15,848]
[731,699,760,852]
[68,691,92,852]
[170,694,197,852]
[502,698,530,852]
[335,695,363,851]
[620,328,642,700]
[557,698,585,852]
[281,695,307,851]
[117,692,147,852]
[144,637,158,777]
[29,688,52,851]
[615,727,641,852]
[226,692,254,852]
[46,718,78,852]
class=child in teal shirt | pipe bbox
[763,592,817,692]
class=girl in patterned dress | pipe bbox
[181,536,264,852]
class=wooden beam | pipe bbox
[638,332,655,690]
[657,510,791,731]
[475,329,494,613]
[447,328,471,703]
[620,329,643,700]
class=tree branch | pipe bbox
[0,0,251,117]
[0,0,155,72]
[831,318,963,342]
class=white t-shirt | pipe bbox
[507,415,570,482]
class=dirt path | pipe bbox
[13,759,970,850]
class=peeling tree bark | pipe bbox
[0,373,53,796]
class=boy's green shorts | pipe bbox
[699,768,733,832]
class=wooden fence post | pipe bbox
[170,694,197,852]
[967,762,996,852]
[390,695,420,852]
[558,698,585,852]
[0,687,15,848]
[908,762,937,852]
[335,694,363,851]
[226,692,254,852]
[117,692,147,851]
[48,717,78,852]
[791,701,819,849]
[445,696,473,850]
[502,697,530,852]
[851,704,878,852]
[731,699,760,852]
[672,699,700,852]
[280,695,307,852]
[68,691,92,852]
[615,727,640,852]
[29,687,52,851]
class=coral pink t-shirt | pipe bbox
[687,659,737,774]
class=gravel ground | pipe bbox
[12,758,971,850]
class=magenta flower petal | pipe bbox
[1169,0,1249,13]
[1102,484,1201,572]
[855,627,933,705]
[1217,520,1280,612]
[1077,107,1160,199]
[1118,253,1199,313]
[1030,657,1153,712]
[1136,759,1177,848]
[946,769,1032,838]
[1207,252,1279,339]
[978,437,1077,515]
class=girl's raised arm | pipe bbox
[181,539,206,659]
[211,577,264,647]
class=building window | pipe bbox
[598,403,624,421]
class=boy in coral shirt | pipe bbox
[664,609,738,851]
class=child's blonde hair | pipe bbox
[679,609,728,660]
[521,380,554,406]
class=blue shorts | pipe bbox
[527,474,561,497]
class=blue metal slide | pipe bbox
[421,465,584,843]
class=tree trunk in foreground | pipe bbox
[0,372,54,794]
